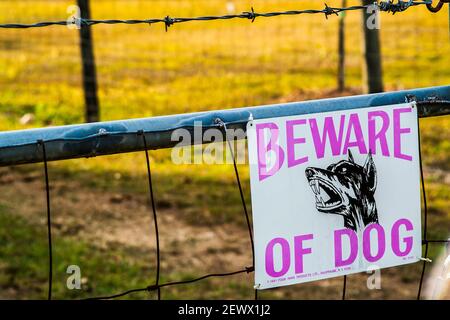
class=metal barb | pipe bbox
[214,117,225,128]
[405,94,418,103]
[164,16,174,32]
[243,7,257,23]
[324,3,339,19]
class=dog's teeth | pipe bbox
[316,194,324,206]
[310,180,319,194]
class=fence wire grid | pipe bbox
[0,0,449,301]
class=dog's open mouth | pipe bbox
[308,179,342,210]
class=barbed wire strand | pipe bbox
[0,1,433,30]
[37,140,53,301]
[139,130,162,300]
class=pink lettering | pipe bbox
[393,108,413,161]
[391,218,414,257]
[256,123,285,181]
[363,224,386,262]
[368,111,390,156]
[334,228,358,267]
[294,234,313,274]
[287,119,308,168]
[309,115,345,159]
[265,238,290,277]
[343,113,368,155]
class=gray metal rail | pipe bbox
[0,85,448,167]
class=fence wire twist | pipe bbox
[35,101,450,300]
[0,1,441,31]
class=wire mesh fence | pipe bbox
[0,89,448,300]
[0,0,449,300]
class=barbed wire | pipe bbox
[0,1,436,31]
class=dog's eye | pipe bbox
[340,167,347,173]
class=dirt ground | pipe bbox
[0,166,252,273]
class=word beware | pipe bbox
[257,107,413,181]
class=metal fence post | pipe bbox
[361,0,384,93]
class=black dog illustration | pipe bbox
[305,150,378,231]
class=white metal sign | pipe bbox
[247,103,422,289]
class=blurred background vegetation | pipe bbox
[0,0,448,299]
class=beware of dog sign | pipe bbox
[247,103,422,289]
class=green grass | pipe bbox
[420,117,450,170]
[0,1,449,128]
[0,204,262,300]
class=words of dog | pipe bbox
[265,218,414,278]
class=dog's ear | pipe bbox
[348,150,355,163]
[363,151,377,193]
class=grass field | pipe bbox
[0,0,449,299]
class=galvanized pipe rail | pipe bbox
[0,85,448,167]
